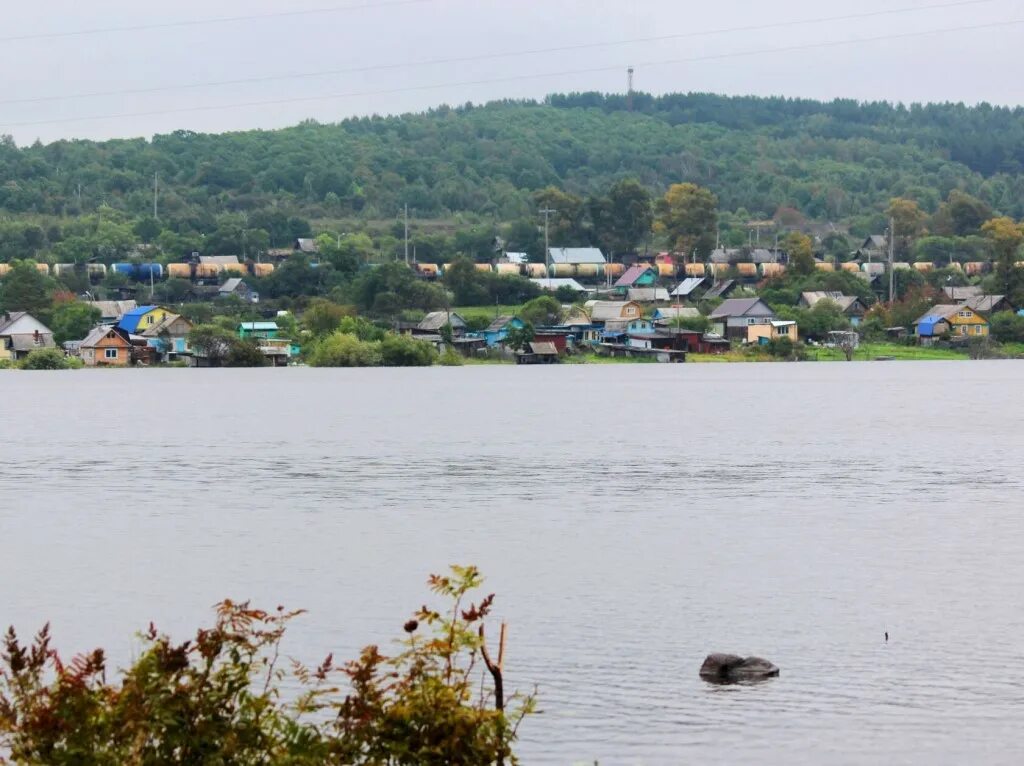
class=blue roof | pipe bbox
[917,316,943,337]
[116,306,157,333]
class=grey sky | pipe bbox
[0,0,1020,145]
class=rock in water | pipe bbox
[700,653,779,684]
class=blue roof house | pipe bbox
[480,316,525,347]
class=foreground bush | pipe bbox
[307,331,438,367]
[0,566,533,765]
[17,349,71,370]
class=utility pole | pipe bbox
[888,216,896,306]
[627,67,635,112]
[540,208,556,284]
[403,204,409,264]
[153,172,159,220]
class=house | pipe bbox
[79,326,132,367]
[117,306,174,334]
[531,278,588,294]
[963,295,1015,316]
[295,238,319,254]
[239,321,281,340]
[627,287,670,303]
[708,298,777,340]
[86,300,137,323]
[548,247,606,266]
[0,312,55,362]
[515,341,560,365]
[238,322,299,365]
[703,280,739,300]
[748,320,798,345]
[857,235,888,259]
[614,264,657,290]
[532,329,571,353]
[915,305,989,342]
[943,285,983,302]
[799,291,868,325]
[141,313,193,360]
[219,278,259,303]
[670,277,706,299]
[653,307,702,324]
[585,300,643,325]
[481,316,525,347]
[416,311,468,335]
[625,318,655,335]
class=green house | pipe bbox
[238,321,279,340]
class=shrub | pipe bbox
[379,334,437,366]
[439,348,464,366]
[18,348,70,370]
[307,332,382,367]
[990,311,1024,343]
[0,566,534,765]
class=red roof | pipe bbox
[614,264,654,288]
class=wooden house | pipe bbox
[915,304,989,342]
[80,326,132,367]
[0,312,55,362]
[708,298,776,340]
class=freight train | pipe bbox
[0,261,276,281]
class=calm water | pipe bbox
[3,363,1024,765]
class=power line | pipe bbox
[0,0,998,107]
[0,0,441,44]
[3,17,1020,130]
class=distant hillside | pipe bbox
[2,92,1024,228]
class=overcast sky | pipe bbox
[0,0,1020,145]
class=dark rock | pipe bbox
[700,653,779,684]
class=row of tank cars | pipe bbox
[0,258,1004,285]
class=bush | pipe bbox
[224,339,269,367]
[18,348,70,370]
[439,347,464,366]
[990,311,1024,343]
[379,334,437,366]
[0,359,12,370]
[307,332,382,367]
[0,566,534,765]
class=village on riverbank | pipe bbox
[3,232,1023,369]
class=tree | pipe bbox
[443,257,489,305]
[303,298,351,336]
[782,232,815,276]
[18,348,70,370]
[655,183,718,257]
[533,187,587,245]
[187,324,235,365]
[49,302,101,344]
[505,321,535,351]
[0,261,52,315]
[519,295,562,326]
[588,179,653,255]
[224,339,268,367]
[379,334,437,366]
[934,190,993,236]
[983,216,1024,302]
[306,332,382,367]
[886,197,926,257]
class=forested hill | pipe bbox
[2,92,1024,230]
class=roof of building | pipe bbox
[81,326,128,348]
[116,306,159,334]
[504,252,529,265]
[589,301,640,322]
[240,321,279,331]
[709,248,738,264]
[709,297,774,320]
[8,334,54,351]
[295,238,318,253]
[531,278,587,293]
[671,277,706,297]
[141,313,191,338]
[219,278,246,293]
[963,295,1008,314]
[199,255,241,266]
[801,291,862,312]
[484,315,519,333]
[0,311,27,334]
[750,248,781,264]
[548,247,606,265]
[614,264,655,288]
[417,311,467,331]
[527,341,559,355]
[653,307,701,321]
[703,280,737,300]
[627,287,670,303]
[770,320,797,328]
[863,234,888,250]
[86,300,137,320]
[915,305,965,325]
[944,285,983,301]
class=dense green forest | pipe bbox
[1,91,1024,267]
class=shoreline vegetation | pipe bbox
[0,566,535,765]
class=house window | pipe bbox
[146,315,155,325]
[958,311,971,318]
[975,325,984,335]
[960,326,968,336]
[104,348,119,359]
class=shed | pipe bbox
[671,277,706,298]
[548,247,606,265]
[416,311,468,333]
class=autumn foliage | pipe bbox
[0,566,533,765]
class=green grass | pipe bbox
[807,342,969,362]
[452,306,524,326]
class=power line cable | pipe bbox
[3,17,1020,130]
[0,0,998,106]
[0,0,441,44]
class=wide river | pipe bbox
[3,363,1024,765]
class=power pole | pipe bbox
[153,172,159,220]
[540,208,556,284]
[403,204,409,264]
[888,216,896,306]
[627,67,635,112]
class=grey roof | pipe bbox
[703,280,737,300]
[671,277,706,297]
[531,278,587,293]
[87,300,137,320]
[548,247,606,265]
[863,235,888,250]
[750,248,780,264]
[8,334,55,351]
[709,248,739,264]
[485,315,517,333]
[417,311,468,331]
[504,252,529,265]
[0,311,27,334]
[914,304,964,324]
[963,295,1008,314]
[295,238,319,253]
[80,326,125,348]
[200,255,241,266]
[944,285,984,301]
[709,297,775,320]
[801,291,862,313]
[654,307,701,321]
[627,287,670,303]
[589,301,639,322]
[219,278,245,293]
[527,341,558,355]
